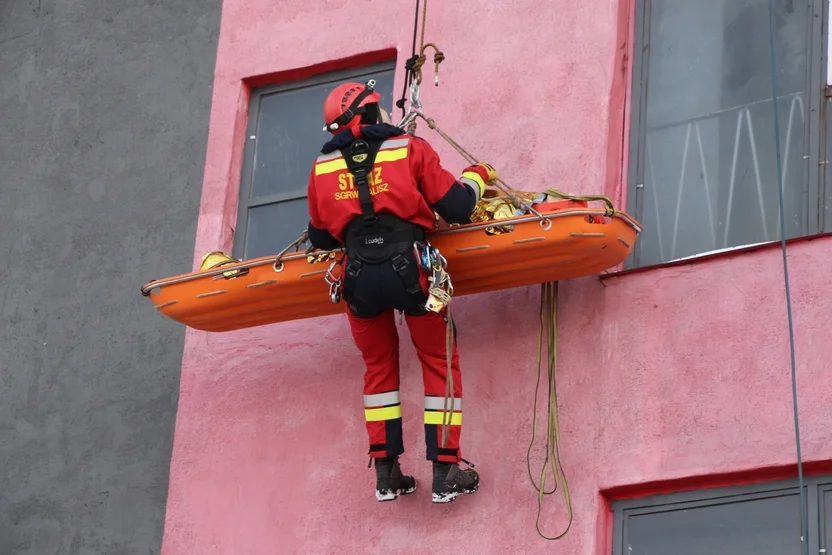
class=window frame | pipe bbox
[625,0,829,269]
[610,475,832,555]
[232,60,397,259]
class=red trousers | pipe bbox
[347,308,463,463]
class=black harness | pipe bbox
[339,138,426,305]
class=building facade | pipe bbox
[161,0,832,553]
[4,0,832,554]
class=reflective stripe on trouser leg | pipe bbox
[364,391,403,458]
[404,310,464,463]
[425,396,462,462]
[347,308,404,458]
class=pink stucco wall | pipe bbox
[161,0,832,553]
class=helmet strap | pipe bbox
[324,80,377,132]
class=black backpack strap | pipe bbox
[391,252,427,308]
[339,138,427,311]
[340,139,383,225]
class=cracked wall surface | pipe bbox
[0,1,220,553]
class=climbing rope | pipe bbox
[396,0,421,120]
[526,281,572,540]
[765,0,807,553]
[397,0,445,135]
[395,31,556,228]
[272,229,310,272]
[391,5,573,507]
[407,0,445,89]
[441,301,455,447]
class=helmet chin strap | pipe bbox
[323,79,377,132]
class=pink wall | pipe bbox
[161,0,832,553]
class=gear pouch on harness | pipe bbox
[344,213,425,264]
[339,139,427,308]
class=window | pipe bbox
[233,62,397,260]
[611,475,832,554]
[626,0,828,268]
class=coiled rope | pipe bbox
[526,281,572,540]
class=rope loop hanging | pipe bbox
[411,42,445,87]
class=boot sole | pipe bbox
[431,483,479,504]
[376,482,417,502]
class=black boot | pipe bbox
[374,456,417,502]
[432,460,479,503]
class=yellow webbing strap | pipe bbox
[526,281,573,540]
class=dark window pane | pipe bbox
[249,68,395,201]
[629,0,809,267]
[627,493,802,555]
[243,199,310,260]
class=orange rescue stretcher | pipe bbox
[140,196,642,332]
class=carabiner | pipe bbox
[324,260,340,285]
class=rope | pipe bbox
[421,256,456,447]
[766,0,807,553]
[273,229,309,271]
[418,113,549,221]
[400,0,445,137]
[542,188,617,217]
[411,0,445,87]
[396,0,421,120]
[526,281,572,540]
[441,303,455,447]
[411,43,445,87]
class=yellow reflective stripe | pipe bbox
[461,171,486,196]
[313,147,408,177]
[374,147,408,163]
[424,411,462,426]
[364,405,402,422]
[315,158,347,176]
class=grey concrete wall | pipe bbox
[0,1,221,553]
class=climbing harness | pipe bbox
[339,137,427,306]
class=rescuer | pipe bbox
[305,79,496,504]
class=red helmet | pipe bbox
[323,80,381,133]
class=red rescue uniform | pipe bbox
[306,123,489,464]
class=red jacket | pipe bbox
[306,124,487,250]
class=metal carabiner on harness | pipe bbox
[325,260,342,304]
